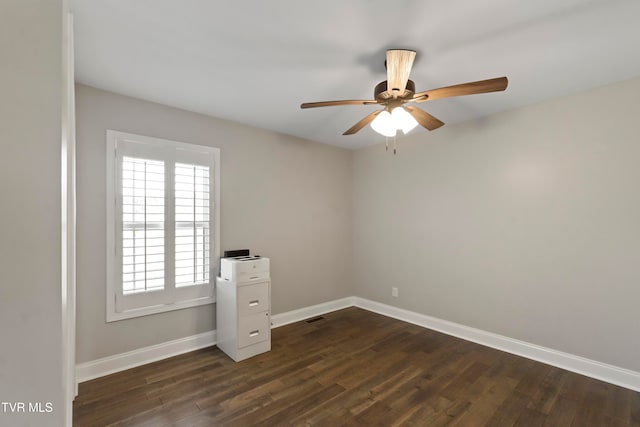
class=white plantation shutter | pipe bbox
[121,157,165,294]
[175,163,210,287]
[106,131,220,321]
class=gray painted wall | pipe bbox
[75,85,353,363]
[353,76,640,372]
[76,74,640,376]
[0,2,65,426]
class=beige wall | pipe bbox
[77,75,640,375]
[0,2,65,426]
[353,75,640,372]
[75,85,353,363]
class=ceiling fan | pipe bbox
[301,49,508,142]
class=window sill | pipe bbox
[106,295,216,322]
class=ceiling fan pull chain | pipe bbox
[385,136,389,152]
[393,135,397,155]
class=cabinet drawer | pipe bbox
[238,281,269,316]
[238,312,270,348]
[236,271,269,282]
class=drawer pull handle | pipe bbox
[249,276,260,280]
[249,330,260,337]
[249,300,259,306]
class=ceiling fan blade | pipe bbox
[301,99,378,109]
[404,106,444,131]
[386,49,416,97]
[413,77,508,102]
[343,110,381,135]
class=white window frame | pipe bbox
[106,130,220,322]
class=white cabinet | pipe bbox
[216,276,271,362]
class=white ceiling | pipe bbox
[71,0,640,150]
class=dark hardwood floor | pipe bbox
[73,307,640,426]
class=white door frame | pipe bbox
[61,9,77,426]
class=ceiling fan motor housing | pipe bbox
[375,79,416,103]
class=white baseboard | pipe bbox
[352,297,640,392]
[271,296,355,328]
[76,296,640,392]
[75,330,216,383]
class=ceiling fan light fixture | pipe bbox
[391,107,419,134]
[370,110,396,137]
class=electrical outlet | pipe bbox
[392,287,398,297]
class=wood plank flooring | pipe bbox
[73,307,640,426]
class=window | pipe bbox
[106,131,220,321]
